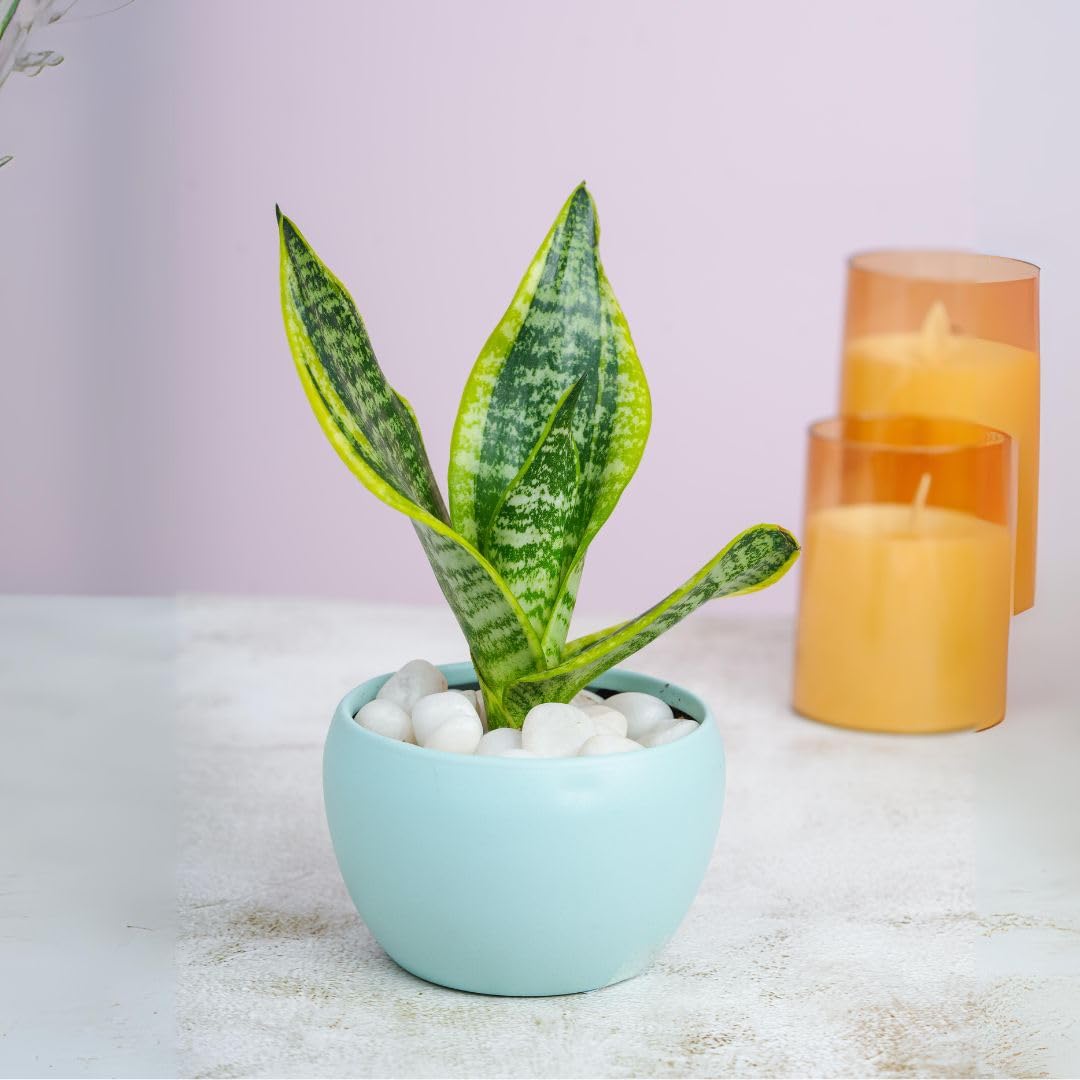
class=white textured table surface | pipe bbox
[2,596,1078,1078]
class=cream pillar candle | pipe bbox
[793,416,1016,734]
[794,500,1011,733]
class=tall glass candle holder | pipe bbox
[793,416,1016,734]
[841,251,1039,613]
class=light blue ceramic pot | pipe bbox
[324,662,725,996]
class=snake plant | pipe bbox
[277,185,799,728]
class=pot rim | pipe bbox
[331,661,717,769]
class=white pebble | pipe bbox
[582,704,628,738]
[606,692,674,741]
[475,727,522,756]
[411,691,479,746]
[521,703,595,758]
[642,719,699,747]
[452,688,488,729]
[579,734,643,756]
[353,699,415,743]
[572,689,604,707]
[376,659,447,712]
[495,748,537,758]
[424,712,484,754]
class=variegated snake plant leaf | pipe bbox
[278,187,799,728]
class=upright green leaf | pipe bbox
[543,269,651,656]
[448,184,651,653]
[278,209,542,701]
[482,380,585,652]
[542,557,586,665]
[502,525,800,723]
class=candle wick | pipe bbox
[910,472,932,530]
[919,300,952,361]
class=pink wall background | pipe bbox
[2,0,1078,623]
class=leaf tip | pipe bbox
[275,205,297,244]
[563,182,598,244]
[276,206,303,246]
[760,522,801,557]
[275,205,294,248]
[570,180,591,207]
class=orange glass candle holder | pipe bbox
[840,251,1039,613]
[793,416,1016,734]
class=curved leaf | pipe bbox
[278,209,542,698]
[502,525,800,723]
[278,212,445,519]
[448,185,650,652]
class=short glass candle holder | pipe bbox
[793,415,1016,734]
[840,251,1039,613]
